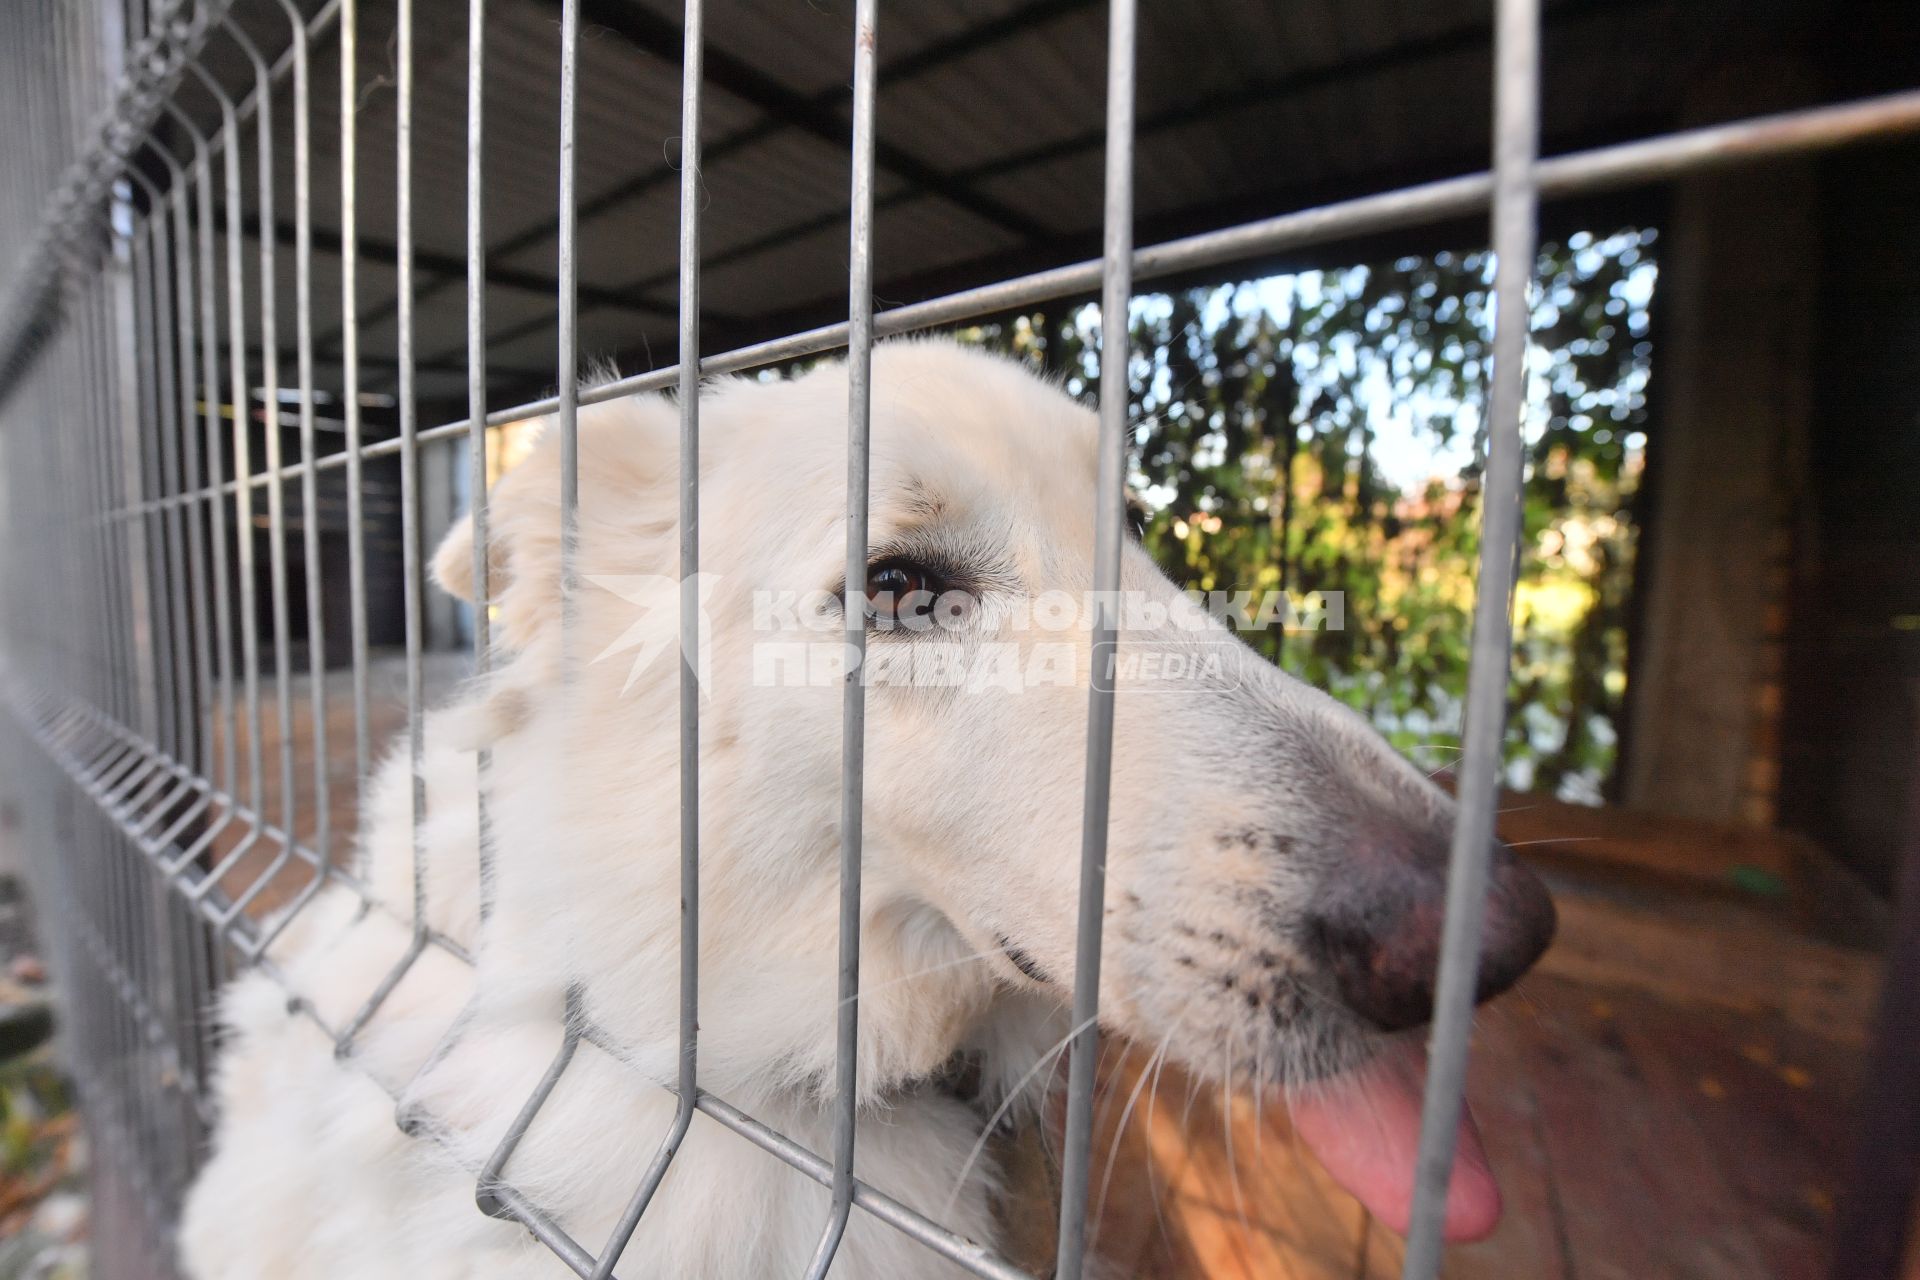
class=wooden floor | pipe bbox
[198,657,1907,1279]
[1079,818,1902,1279]
[1083,975,1873,1278]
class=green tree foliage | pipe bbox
[956,228,1657,801]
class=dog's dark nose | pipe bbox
[1307,819,1557,1033]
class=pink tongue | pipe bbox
[1286,1049,1502,1243]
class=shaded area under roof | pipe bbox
[142,0,1920,408]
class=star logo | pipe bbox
[583,573,721,694]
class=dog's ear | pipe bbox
[430,511,502,604]
[429,395,677,650]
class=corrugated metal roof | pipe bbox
[144,0,1913,406]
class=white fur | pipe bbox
[180,342,1457,1278]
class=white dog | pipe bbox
[179,341,1554,1278]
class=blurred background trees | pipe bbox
[957,228,1658,803]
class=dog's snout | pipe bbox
[1307,822,1557,1033]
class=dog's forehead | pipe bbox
[867,343,1099,520]
[717,342,1104,566]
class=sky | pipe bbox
[1124,232,1658,497]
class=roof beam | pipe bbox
[313,0,1088,367]
[590,0,1642,319]
[688,113,1673,355]
[566,0,1050,241]
[404,0,1644,390]
[602,0,1651,310]
[233,211,690,322]
[245,343,551,385]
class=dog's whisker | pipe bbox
[1179,1052,1206,1140]
[1221,1046,1257,1245]
[1091,1015,1183,1246]
[1251,1032,1266,1156]
[1143,1035,1180,1261]
[837,947,996,1005]
[1089,1031,1139,1145]
[939,1014,1092,1220]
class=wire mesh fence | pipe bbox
[0,1,1916,1277]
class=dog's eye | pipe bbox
[864,557,946,628]
[869,562,927,600]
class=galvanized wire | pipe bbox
[1399,0,1540,1271]
[807,2,880,1275]
[1054,1,1133,1276]
[2,4,1919,1280]
[581,3,705,1272]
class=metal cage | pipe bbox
[1,1,1916,1277]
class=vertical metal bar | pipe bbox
[136,182,173,777]
[89,247,129,741]
[398,0,427,942]
[88,244,114,741]
[129,186,166,758]
[96,252,141,1136]
[159,166,215,1181]
[336,0,429,1047]
[557,0,581,638]
[1399,0,1540,1273]
[161,97,242,877]
[121,204,158,760]
[135,164,192,1178]
[228,0,329,931]
[1054,2,1134,1275]
[584,5,702,1272]
[805,3,879,1276]
[58,318,83,737]
[221,10,305,924]
[389,0,493,1129]
[41,289,71,721]
[670,0,703,1211]
[40,274,73,718]
[161,167,202,826]
[93,258,133,750]
[283,0,330,887]
[125,189,164,772]
[192,32,272,907]
[130,173,182,821]
[95,248,134,1009]
[466,0,492,922]
[167,233,209,823]
[187,83,239,844]
[64,248,100,739]
[341,0,372,795]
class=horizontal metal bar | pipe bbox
[0,686,491,964]
[0,724,584,1272]
[0,698,602,1265]
[65,86,1920,524]
[694,1092,1033,1280]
